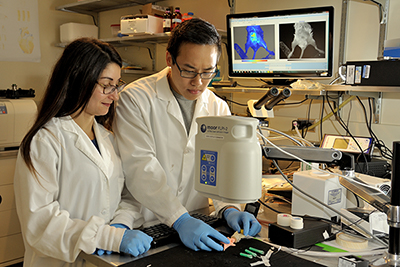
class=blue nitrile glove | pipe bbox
[120,230,153,257]
[95,224,130,256]
[224,208,262,236]
[173,212,230,252]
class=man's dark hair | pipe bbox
[167,18,221,60]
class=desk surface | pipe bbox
[79,205,385,267]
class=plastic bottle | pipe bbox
[182,12,194,22]
[172,7,182,29]
[163,8,172,33]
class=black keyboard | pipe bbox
[142,212,222,248]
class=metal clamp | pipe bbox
[388,205,400,228]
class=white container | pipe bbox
[120,15,163,35]
[195,116,262,203]
[60,23,98,43]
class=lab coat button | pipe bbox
[184,148,189,154]
[178,187,183,192]
[101,209,107,215]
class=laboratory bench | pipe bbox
[77,203,385,267]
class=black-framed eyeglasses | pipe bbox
[96,79,126,95]
[172,56,219,80]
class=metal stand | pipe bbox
[371,142,400,266]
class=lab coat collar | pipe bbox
[154,67,175,102]
[154,68,213,138]
[59,116,112,179]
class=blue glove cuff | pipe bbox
[224,208,239,220]
[173,212,190,231]
[111,223,129,229]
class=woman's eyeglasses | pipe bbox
[96,79,126,95]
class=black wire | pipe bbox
[276,98,309,106]
[91,15,97,26]
[227,0,231,8]
[325,95,370,169]
[146,47,153,60]
[214,92,309,108]
[302,99,313,138]
[360,97,393,160]
[214,92,248,106]
[258,199,283,214]
[235,82,266,88]
[320,96,325,141]
[346,96,352,129]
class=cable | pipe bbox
[302,99,313,138]
[307,95,356,131]
[260,126,385,193]
[320,96,325,141]
[324,95,370,171]
[260,127,304,147]
[256,127,388,248]
[258,200,284,214]
[214,92,248,106]
[146,47,153,60]
[359,97,393,160]
[276,98,309,106]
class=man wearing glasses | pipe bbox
[113,18,261,252]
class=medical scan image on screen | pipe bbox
[226,6,333,79]
[233,25,275,60]
[279,21,326,59]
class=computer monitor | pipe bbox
[226,6,334,82]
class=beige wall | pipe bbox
[0,0,94,104]
[1,0,399,155]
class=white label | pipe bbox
[163,19,171,28]
[362,65,370,79]
[346,65,355,84]
[205,134,224,140]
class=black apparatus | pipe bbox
[0,84,35,99]
[252,87,291,111]
[387,141,400,265]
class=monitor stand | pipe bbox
[270,79,295,86]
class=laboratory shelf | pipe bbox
[210,84,400,95]
[55,33,170,48]
[55,0,163,16]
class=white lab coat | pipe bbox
[114,67,240,227]
[14,116,144,267]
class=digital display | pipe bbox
[226,6,334,80]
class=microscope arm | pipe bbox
[262,145,342,163]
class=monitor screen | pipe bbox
[226,6,334,80]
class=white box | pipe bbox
[60,23,98,43]
[292,170,347,221]
[120,15,163,35]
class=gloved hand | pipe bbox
[224,208,262,236]
[173,213,229,251]
[95,224,129,256]
[120,230,153,257]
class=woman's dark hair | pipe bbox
[20,37,122,175]
[167,18,222,60]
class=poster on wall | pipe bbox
[0,0,41,62]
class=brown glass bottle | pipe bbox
[172,7,182,29]
[163,8,172,33]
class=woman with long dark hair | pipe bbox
[14,37,152,267]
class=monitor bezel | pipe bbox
[226,6,334,80]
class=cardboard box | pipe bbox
[60,23,98,43]
[120,15,163,35]
[141,3,168,17]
